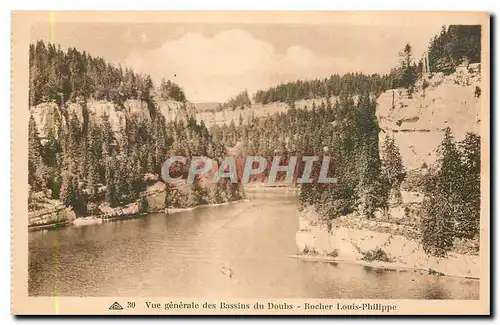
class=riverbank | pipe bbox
[244,183,299,189]
[28,220,73,232]
[164,198,250,214]
[28,181,287,231]
[29,187,479,299]
[287,254,479,280]
[295,206,480,279]
[67,198,249,228]
[28,181,250,231]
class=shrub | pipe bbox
[189,183,209,206]
[474,86,481,98]
[422,79,430,90]
[302,246,318,255]
[327,249,339,258]
[164,186,190,208]
[361,248,391,262]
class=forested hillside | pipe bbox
[29,41,186,107]
[428,25,481,74]
[213,93,389,219]
[28,24,482,258]
[28,41,243,219]
[253,73,394,105]
[248,25,480,105]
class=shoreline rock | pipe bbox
[28,186,249,231]
[28,197,76,229]
[295,206,480,279]
[164,198,249,214]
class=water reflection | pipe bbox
[29,188,478,299]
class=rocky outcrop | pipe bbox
[94,181,166,218]
[30,98,195,138]
[28,181,167,230]
[195,107,258,127]
[156,99,196,122]
[376,66,481,170]
[142,181,167,212]
[98,202,140,219]
[28,199,76,228]
[194,97,338,127]
[295,206,480,278]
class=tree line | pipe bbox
[215,90,252,111]
[250,45,421,105]
[253,73,394,105]
[428,25,481,74]
[29,40,186,107]
[247,25,481,106]
[421,129,480,256]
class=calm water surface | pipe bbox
[29,188,479,299]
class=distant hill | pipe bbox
[194,102,221,112]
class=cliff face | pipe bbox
[194,66,481,173]
[194,97,339,127]
[28,192,77,228]
[295,206,480,278]
[376,64,481,170]
[30,98,196,138]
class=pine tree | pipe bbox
[422,194,455,257]
[428,25,481,74]
[104,157,118,207]
[115,159,129,204]
[86,157,100,200]
[381,135,405,205]
[106,180,118,208]
[212,182,225,204]
[455,133,481,239]
[421,128,462,256]
[190,182,207,206]
[354,94,383,219]
[28,115,45,191]
[59,170,79,207]
[397,43,419,94]
[437,128,462,198]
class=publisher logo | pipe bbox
[109,301,124,310]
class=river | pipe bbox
[29,188,479,299]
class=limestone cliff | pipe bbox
[295,205,480,278]
[376,64,481,170]
[30,98,196,138]
[28,191,76,228]
[194,66,481,174]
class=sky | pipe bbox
[31,22,445,103]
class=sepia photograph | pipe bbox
[11,11,490,315]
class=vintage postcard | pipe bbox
[12,11,490,315]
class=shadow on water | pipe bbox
[363,265,399,274]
